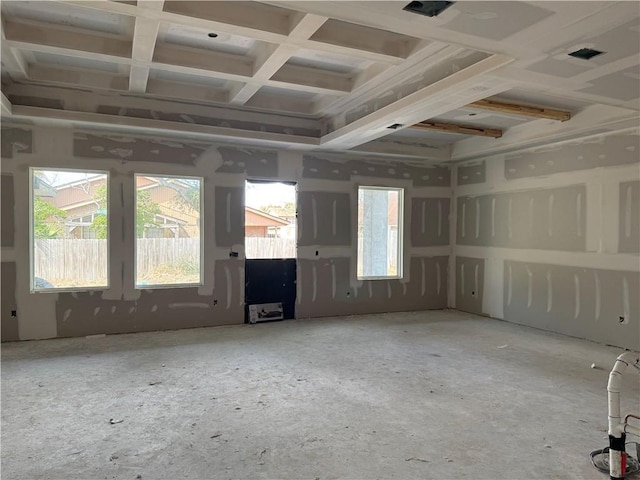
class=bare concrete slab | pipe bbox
[2,310,638,480]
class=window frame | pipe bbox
[134,173,204,289]
[356,185,404,281]
[29,167,111,293]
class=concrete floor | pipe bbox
[2,310,639,480]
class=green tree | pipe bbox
[91,185,161,238]
[261,202,295,217]
[33,197,67,238]
[136,189,161,237]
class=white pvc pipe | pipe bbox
[607,351,640,480]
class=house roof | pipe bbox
[245,207,290,227]
[2,1,637,162]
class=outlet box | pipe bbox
[11,310,17,318]
[619,314,629,325]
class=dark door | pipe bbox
[245,259,296,323]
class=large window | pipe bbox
[357,186,403,279]
[135,175,202,287]
[31,168,109,291]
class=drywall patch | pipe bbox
[457,185,586,251]
[1,127,33,158]
[302,155,450,186]
[216,146,278,177]
[455,256,484,315]
[457,161,486,185]
[505,132,640,179]
[298,192,351,246]
[619,180,640,253]
[503,261,640,350]
[296,256,447,318]
[1,262,19,342]
[56,261,243,337]
[215,187,244,247]
[411,197,450,247]
[1,175,15,247]
[74,133,208,164]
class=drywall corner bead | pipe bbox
[216,146,278,176]
[504,132,640,179]
[73,132,208,164]
[1,127,33,159]
[457,161,486,185]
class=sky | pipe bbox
[245,182,295,209]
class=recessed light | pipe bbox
[468,113,477,116]
[403,1,455,17]
[568,48,604,60]
[208,33,218,38]
[388,123,404,129]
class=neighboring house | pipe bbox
[41,176,289,239]
[245,207,290,237]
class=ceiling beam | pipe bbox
[467,99,571,121]
[130,1,165,93]
[410,121,503,138]
[1,92,12,116]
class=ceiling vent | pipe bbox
[403,1,455,17]
[568,48,604,60]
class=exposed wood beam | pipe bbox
[410,121,503,138]
[467,99,571,121]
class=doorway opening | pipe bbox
[244,180,297,323]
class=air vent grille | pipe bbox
[403,1,455,17]
[568,48,604,60]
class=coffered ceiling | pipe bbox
[1,1,639,161]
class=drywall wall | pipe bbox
[452,128,640,350]
[1,124,451,341]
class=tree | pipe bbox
[91,185,161,238]
[260,202,295,218]
[136,189,161,237]
[33,197,67,238]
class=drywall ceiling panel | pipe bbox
[1,0,134,37]
[440,2,554,40]
[158,23,261,56]
[148,69,230,88]
[288,48,372,75]
[32,52,123,74]
[579,65,640,102]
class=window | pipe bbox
[31,168,109,291]
[135,175,202,287]
[357,186,403,279]
[245,181,297,259]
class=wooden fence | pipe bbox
[34,237,297,285]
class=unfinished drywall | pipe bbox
[411,197,450,247]
[455,256,484,315]
[457,161,485,186]
[1,123,451,341]
[619,181,639,254]
[303,154,450,186]
[1,174,15,247]
[1,127,32,158]
[504,261,639,350]
[453,128,640,349]
[1,262,19,342]
[298,192,351,246]
[504,130,639,179]
[296,256,448,319]
[457,185,586,251]
[215,187,244,247]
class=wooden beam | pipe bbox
[467,99,571,121]
[410,121,503,138]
